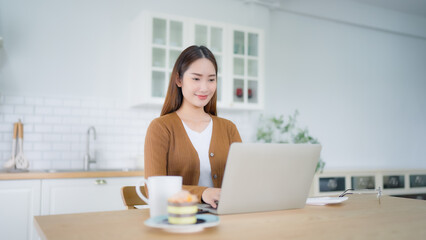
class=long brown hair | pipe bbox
[160,45,218,116]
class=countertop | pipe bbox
[34,195,426,239]
[0,168,144,180]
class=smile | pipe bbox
[197,95,208,100]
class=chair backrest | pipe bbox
[121,186,147,209]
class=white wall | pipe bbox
[0,0,269,98]
[1,0,425,171]
[0,0,265,170]
[266,1,426,170]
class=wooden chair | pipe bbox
[121,186,148,209]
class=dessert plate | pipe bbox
[144,214,220,233]
[306,197,348,206]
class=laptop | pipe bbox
[198,143,322,215]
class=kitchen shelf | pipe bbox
[128,11,264,110]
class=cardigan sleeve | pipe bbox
[144,118,169,177]
[229,121,242,143]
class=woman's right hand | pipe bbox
[202,188,221,208]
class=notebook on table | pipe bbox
[198,143,322,215]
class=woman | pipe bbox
[144,45,242,208]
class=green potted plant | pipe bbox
[256,110,325,173]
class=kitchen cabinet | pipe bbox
[129,12,264,110]
[229,26,263,109]
[41,177,140,215]
[0,175,141,240]
[0,180,41,240]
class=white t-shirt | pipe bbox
[181,119,214,188]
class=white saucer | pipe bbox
[144,214,220,233]
[306,197,349,206]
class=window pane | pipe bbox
[152,48,166,67]
[215,54,222,74]
[248,80,258,104]
[248,33,258,56]
[248,59,258,77]
[217,76,222,102]
[169,50,180,70]
[195,25,208,46]
[211,27,223,52]
[233,58,244,76]
[152,71,166,97]
[233,79,244,103]
[169,21,183,47]
[233,31,244,55]
[152,18,166,45]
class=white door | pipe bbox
[0,179,41,240]
[41,177,140,215]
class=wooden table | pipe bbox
[35,195,426,240]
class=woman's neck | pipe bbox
[176,101,210,122]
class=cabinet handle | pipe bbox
[94,179,107,185]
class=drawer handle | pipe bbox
[95,179,107,185]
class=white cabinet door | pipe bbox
[129,12,264,110]
[192,21,227,106]
[0,180,41,240]
[41,177,140,215]
[229,27,264,109]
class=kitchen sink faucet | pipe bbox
[84,126,97,170]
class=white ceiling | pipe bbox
[269,0,426,18]
[352,0,426,18]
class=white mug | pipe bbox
[136,176,182,217]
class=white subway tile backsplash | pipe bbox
[0,105,14,114]
[50,160,71,169]
[33,143,52,151]
[62,152,80,161]
[4,114,25,123]
[54,108,72,116]
[0,123,13,132]
[63,116,81,125]
[84,100,98,108]
[71,143,84,151]
[24,133,43,142]
[22,142,33,151]
[98,99,117,109]
[25,97,44,105]
[35,106,53,115]
[25,115,44,124]
[61,134,80,142]
[71,108,89,116]
[0,142,10,151]
[44,98,63,106]
[31,160,51,170]
[89,109,106,117]
[43,152,62,160]
[4,96,24,105]
[25,151,43,160]
[34,125,53,133]
[43,134,61,142]
[94,118,110,126]
[53,125,72,133]
[63,99,81,107]
[52,143,70,151]
[14,105,34,115]
[71,160,84,169]
[1,94,256,170]
[44,116,63,124]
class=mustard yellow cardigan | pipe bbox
[144,112,242,202]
